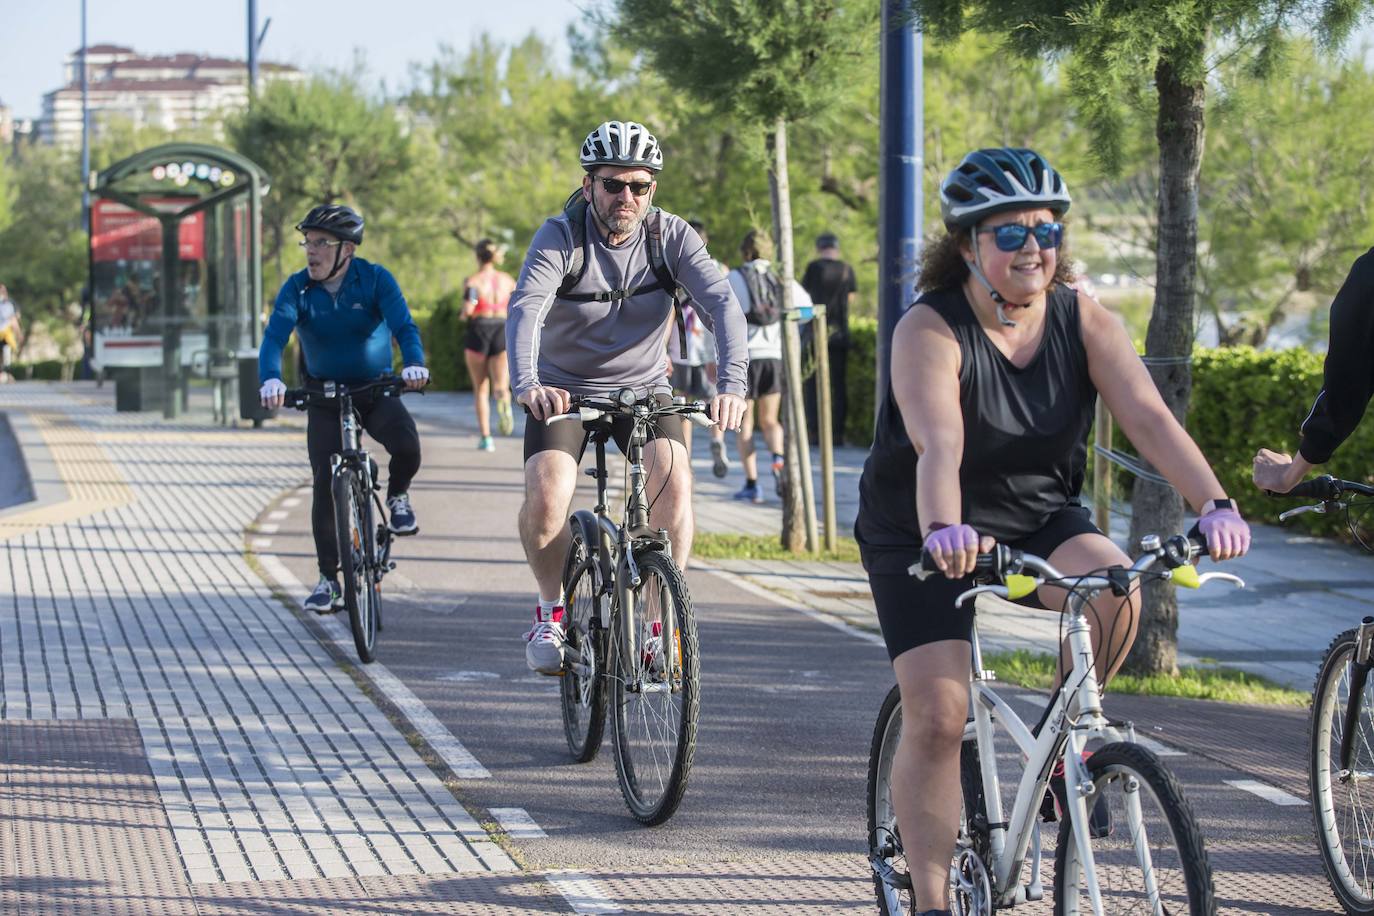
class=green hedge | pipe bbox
[411,292,474,391]
[9,360,65,381]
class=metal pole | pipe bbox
[80,0,90,234]
[247,0,259,101]
[876,1,922,403]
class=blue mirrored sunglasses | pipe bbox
[977,221,1064,252]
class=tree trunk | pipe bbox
[1124,49,1206,678]
[767,117,818,553]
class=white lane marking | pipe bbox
[258,523,279,534]
[490,807,548,839]
[257,553,492,779]
[1225,779,1306,806]
[544,870,621,913]
[437,671,501,683]
[698,562,885,648]
[267,510,289,520]
[1134,735,1185,758]
[251,537,273,549]
[281,497,302,508]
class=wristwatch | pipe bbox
[1200,497,1235,515]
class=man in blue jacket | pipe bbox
[259,204,429,613]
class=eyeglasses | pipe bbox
[978,222,1064,252]
[596,177,654,197]
[298,238,344,251]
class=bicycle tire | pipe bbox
[560,528,608,762]
[610,549,699,825]
[1311,627,1374,914]
[867,684,994,915]
[333,473,378,663]
[1053,741,1214,915]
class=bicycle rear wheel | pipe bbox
[610,549,699,825]
[333,472,378,664]
[1311,627,1374,914]
[867,684,992,915]
[1053,741,1214,915]
[560,528,608,762]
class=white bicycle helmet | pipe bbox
[939,147,1071,230]
[580,120,664,173]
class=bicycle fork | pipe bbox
[1339,616,1374,774]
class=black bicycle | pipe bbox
[285,378,416,664]
[1273,474,1374,914]
[549,389,714,825]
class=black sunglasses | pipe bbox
[596,177,654,197]
[978,221,1064,252]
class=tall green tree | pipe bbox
[0,146,85,341]
[227,74,415,294]
[611,0,877,552]
[1199,38,1374,345]
[911,0,1372,675]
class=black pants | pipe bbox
[307,393,421,578]
[803,340,848,446]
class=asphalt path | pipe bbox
[253,408,1346,913]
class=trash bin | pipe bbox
[237,350,276,427]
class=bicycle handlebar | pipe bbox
[1272,475,1374,522]
[907,533,1241,608]
[283,377,414,411]
[545,393,715,428]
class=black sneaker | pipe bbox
[387,493,418,535]
[304,576,342,615]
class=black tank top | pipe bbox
[855,283,1096,571]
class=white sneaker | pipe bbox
[524,606,566,675]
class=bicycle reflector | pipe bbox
[1005,574,1038,601]
[1170,565,1201,589]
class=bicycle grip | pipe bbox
[1280,475,1339,500]
[909,549,998,581]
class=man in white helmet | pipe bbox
[507,120,749,675]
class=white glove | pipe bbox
[259,378,286,405]
[402,365,429,383]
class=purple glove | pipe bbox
[1198,508,1250,561]
[923,523,982,578]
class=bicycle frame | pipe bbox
[313,381,395,578]
[965,595,1133,909]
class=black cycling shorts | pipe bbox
[862,504,1101,662]
[747,358,782,398]
[465,317,506,357]
[522,394,688,464]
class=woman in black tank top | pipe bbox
[857,148,1251,913]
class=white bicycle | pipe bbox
[867,532,1244,914]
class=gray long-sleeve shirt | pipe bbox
[506,207,749,399]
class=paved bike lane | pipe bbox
[258,395,1344,914]
[0,380,1348,913]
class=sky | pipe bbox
[2,3,1370,122]
[0,0,596,120]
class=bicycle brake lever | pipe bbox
[1278,504,1326,521]
[1195,571,1245,589]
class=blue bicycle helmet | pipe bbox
[939,148,1071,230]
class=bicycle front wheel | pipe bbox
[560,528,608,762]
[1311,627,1374,914]
[610,549,699,825]
[333,473,378,664]
[1053,741,1214,915]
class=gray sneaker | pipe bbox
[304,576,342,615]
[710,438,730,478]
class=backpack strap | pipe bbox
[556,201,687,359]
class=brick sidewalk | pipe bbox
[0,383,558,913]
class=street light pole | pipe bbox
[877,1,922,404]
[80,0,90,234]
[248,0,259,101]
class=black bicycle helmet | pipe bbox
[296,204,365,244]
[939,148,1071,230]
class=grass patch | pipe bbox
[692,532,862,563]
[983,649,1308,707]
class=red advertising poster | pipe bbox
[92,198,205,262]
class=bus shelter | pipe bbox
[90,143,269,420]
